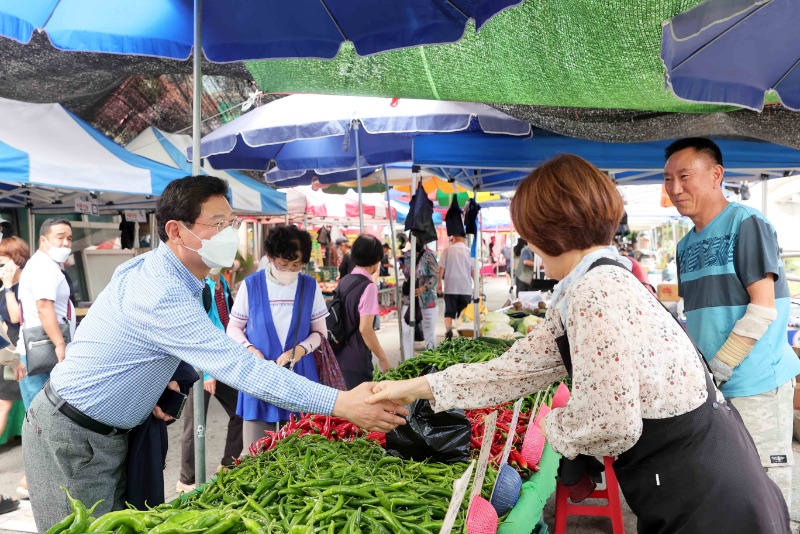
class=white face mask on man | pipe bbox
[45,241,72,263]
[180,224,240,269]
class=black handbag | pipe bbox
[23,323,71,376]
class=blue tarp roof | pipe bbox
[413,131,800,190]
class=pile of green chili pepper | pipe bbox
[49,434,498,534]
[374,338,508,382]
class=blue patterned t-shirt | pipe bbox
[676,202,800,397]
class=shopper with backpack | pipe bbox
[329,235,391,389]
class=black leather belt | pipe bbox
[43,381,130,436]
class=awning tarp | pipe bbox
[0,96,186,195]
[413,132,800,189]
[126,126,286,214]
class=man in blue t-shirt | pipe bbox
[664,137,800,508]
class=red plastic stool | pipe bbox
[553,457,624,534]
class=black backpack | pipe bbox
[326,274,371,351]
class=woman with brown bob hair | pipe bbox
[367,155,790,533]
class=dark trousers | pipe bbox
[515,278,531,295]
[179,381,243,484]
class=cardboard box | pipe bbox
[657,283,680,302]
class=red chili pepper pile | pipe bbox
[465,403,536,476]
[249,414,386,456]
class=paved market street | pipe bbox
[1,276,798,533]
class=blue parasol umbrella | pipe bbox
[194,94,531,230]
[661,0,800,111]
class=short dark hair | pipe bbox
[265,225,312,263]
[40,218,71,237]
[664,137,723,166]
[351,235,384,267]
[155,175,229,242]
[510,154,624,257]
[382,243,390,249]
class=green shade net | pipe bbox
[247,0,730,113]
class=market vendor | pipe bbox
[367,155,791,533]
[22,175,408,533]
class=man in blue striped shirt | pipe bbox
[22,176,408,532]
[665,138,800,509]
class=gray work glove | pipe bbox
[708,357,733,386]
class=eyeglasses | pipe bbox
[272,260,304,272]
[193,217,243,233]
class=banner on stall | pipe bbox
[75,196,99,216]
[123,210,148,223]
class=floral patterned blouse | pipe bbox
[426,265,713,459]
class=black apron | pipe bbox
[553,258,790,534]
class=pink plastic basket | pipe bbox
[551,382,571,409]
[466,495,499,534]
[520,403,552,467]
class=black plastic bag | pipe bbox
[464,198,481,235]
[385,366,471,463]
[445,194,465,237]
[404,182,437,244]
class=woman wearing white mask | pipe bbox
[226,225,328,449]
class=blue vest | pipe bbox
[236,272,319,422]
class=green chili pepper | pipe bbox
[87,511,146,534]
[203,514,239,534]
[45,512,75,534]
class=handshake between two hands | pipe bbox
[333,377,431,433]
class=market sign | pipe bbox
[123,210,147,223]
[74,196,99,216]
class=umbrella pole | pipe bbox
[473,207,481,337]
[354,122,365,233]
[27,207,34,248]
[408,171,419,356]
[382,166,405,361]
[191,0,207,487]
[509,230,515,292]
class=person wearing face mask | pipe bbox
[22,177,408,532]
[17,218,76,388]
[226,225,329,449]
[332,235,392,389]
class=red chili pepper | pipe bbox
[322,416,332,437]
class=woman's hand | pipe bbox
[366,376,433,406]
[0,261,17,288]
[275,346,305,368]
[247,345,266,359]
[414,286,425,297]
[377,355,391,374]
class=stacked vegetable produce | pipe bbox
[51,338,566,534]
[372,338,509,382]
[49,434,496,534]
